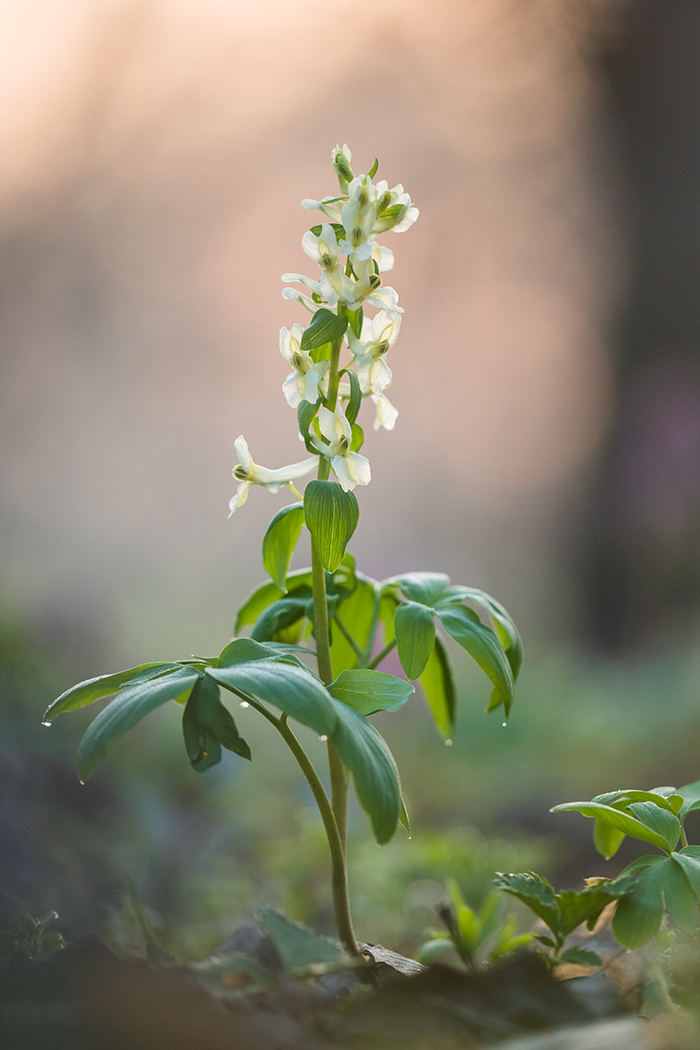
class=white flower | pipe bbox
[229,436,318,515]
[301,224,355,304]
[301,196,343,221]
[348,309,400,397]
[364,285,403,320]
[371,393,398,431]
[339,176,377,261]
[281,285,322,313]
[312,406,371,492]
[331,143,354,191]
[279,324,328,408]
[372,181,419,235]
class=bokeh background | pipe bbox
[4,0,700,957]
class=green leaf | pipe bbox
[300,308,348,353]
[394,601,435,680]
[339,368,362,425]
[234,570,313,632]
[218,637,295,667]
[416,938,454,964]
[391,572,451,607]
[661,856,699,932]
[612,857,668,948]
[555,875,638,937]
[330,579,376,677]
[76,667,201,781]
[592,789,680,814]
[445,589,523,680]
[256,907,344,972]
[250,598,309,642]
[367,157,379,179]
[262,503,305,590]
[677,779,700,818]
[209,661,336,737]
[420,635,456,738]
[348,305,363,340]
[182,675,250,773]
[593,819,625,859]
[559,947,602,967]
[329,669,413,715]
[436,605,515,715]
[627,801,680,852]
[304,480,359,573]
[44,663,182,722]
[551,801,674,853]
[493,872,560,938]
[329,700,402,844]
[298,397,323,453]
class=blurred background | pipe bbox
[4,0,700,958]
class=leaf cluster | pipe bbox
[551,782,700,948]
[493,871,637,966]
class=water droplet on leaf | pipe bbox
[444,739,453,747]
[319,734,328,742]
[239,701,249,708]
[502,722,507,727]
[42,721,52,727]
[78,780,85,786]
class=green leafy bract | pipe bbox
[209,660,336,737]
[593,819,625,860]
[304,480,359,573]
[420,636,456,738]
[435,605,515,716]
[348,305,363,340]
[394,601,435,680]
[298,396,323,452]
[328,669,413,716]
[44,662,182,722]
[76,666,202,782]
[329,699,402,844]
[300,307,348,355]
[678,779,700,818]
[262,503,305,590]
[339,368,362,425]
[182,674,251,773]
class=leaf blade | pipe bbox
[262,503,305,590]
[394,601,436,680]
[329,669,413,716]
[304,480,359,573]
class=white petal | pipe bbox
[346,451,371,486]
[234,435,251,472]
[330,455,357,491]
[372,394,398,431]
[228,480,251,515]
[392,206,419,233]
[282,373,302,408]
[316,406,337,443]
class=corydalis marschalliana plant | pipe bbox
[43,146,522,956]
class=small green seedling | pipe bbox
[418,879,532,969]
[494,871,637,967]
[42,147,522,954]
[551,781,700,949]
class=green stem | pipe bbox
[274,715,359,955]
[307,304,355,940]
[681,825,689,848]
[369,637,397,670]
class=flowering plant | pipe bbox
[43,146,522,955]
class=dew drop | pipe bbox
[42,721,52,727]
[502,722,507,727]
[239,701,249,708]
[319,734,328,742]
[78,780,86,786]
[407,834,412,840]
[444,739,453,747]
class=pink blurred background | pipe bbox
[0,0,627,666]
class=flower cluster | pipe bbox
[230,145,418,514]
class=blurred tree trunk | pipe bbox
[583,0,700,649]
